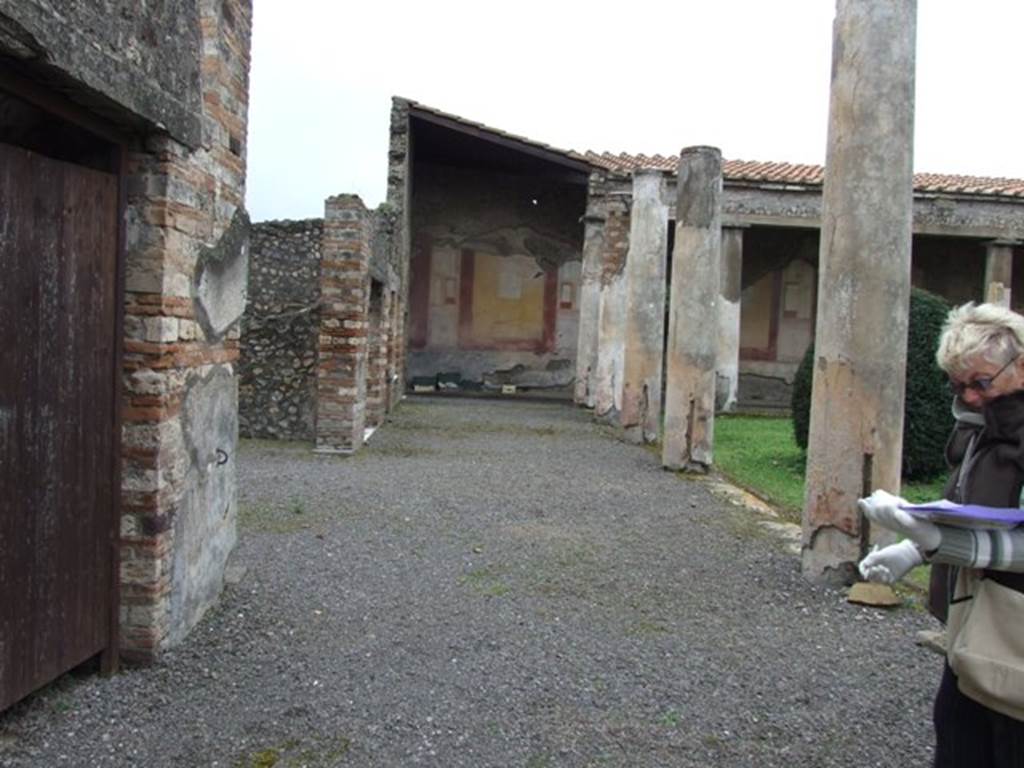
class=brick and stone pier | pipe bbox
[315,195,371,453]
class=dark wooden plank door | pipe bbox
[0,142,119,711]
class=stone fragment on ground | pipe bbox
[847,582,903,607]
[915,629,947,656]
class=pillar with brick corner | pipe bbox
[364,280,390,430]
[984,240,1014,307]
[592,197,631,421]
[662,147,722,471]
[574,194,606,408]
[315,195,371,453]
[802,0,916,585]
[621,170,668,444]
[716,227,744,414]
[386,282,404,412]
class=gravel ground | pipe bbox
[1,396,941,767]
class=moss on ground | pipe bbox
[460,565,511,597]
[234,735,351,767]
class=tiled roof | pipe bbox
[396,99,1024,200]
[400,98,592,169]
[583,151,1024,199]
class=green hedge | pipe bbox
[792,287,953,480]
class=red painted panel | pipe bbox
[408,235,432,349]
[542,268,558,353]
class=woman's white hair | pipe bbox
[936,302,1024,375]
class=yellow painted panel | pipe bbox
[471,253,545,342]
[740,273,774,350]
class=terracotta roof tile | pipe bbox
[583,151,1024,199]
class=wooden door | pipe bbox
[0,142,119,711]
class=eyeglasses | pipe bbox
[949,354,1020,396]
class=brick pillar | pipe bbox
[803,0,916,585]
[621,170,668,444]
[662,147,722,471]
[315,195,371,453]
[984,240,1014,307]
[593,197,631,421]
[716,227,744,413]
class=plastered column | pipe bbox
[802,0,916,585]
[984,240,1014,307]
[574,196,606,407]
[621,170,668,443]
[716,227,744,413]
[593,197,631,421]
[662,147,722,471]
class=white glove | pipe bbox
[857,489,941,552]
[858,540,924,584]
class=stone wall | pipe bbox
[0,0,204,147]
[239,219,323,440]
[241,201,404,453]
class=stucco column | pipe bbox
[621,170,669,443]
[593,196,631,421]
[802,0,916,585]
[984,240,1014,307]
[716,227,744,413]
[662,147,722,471]
[574,207,606,407]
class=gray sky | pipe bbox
[245,1,1024,222]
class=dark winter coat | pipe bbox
[929,390,1024,622]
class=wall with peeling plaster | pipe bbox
[408,162,586,388]
[171,366,238,644]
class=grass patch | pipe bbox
[626,619,671,637]
[714,415,948,523]
[657,708,683,728]
[714,416,807,518]
[460,565,511,597]
[234,735,350,768]
[363,442,438,458]
[714,414,944,596]
[237,502,317,534]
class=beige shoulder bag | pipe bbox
[947,566,1024,721]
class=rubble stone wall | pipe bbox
[239,219,323,440]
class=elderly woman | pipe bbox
[859,301,1024,767]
